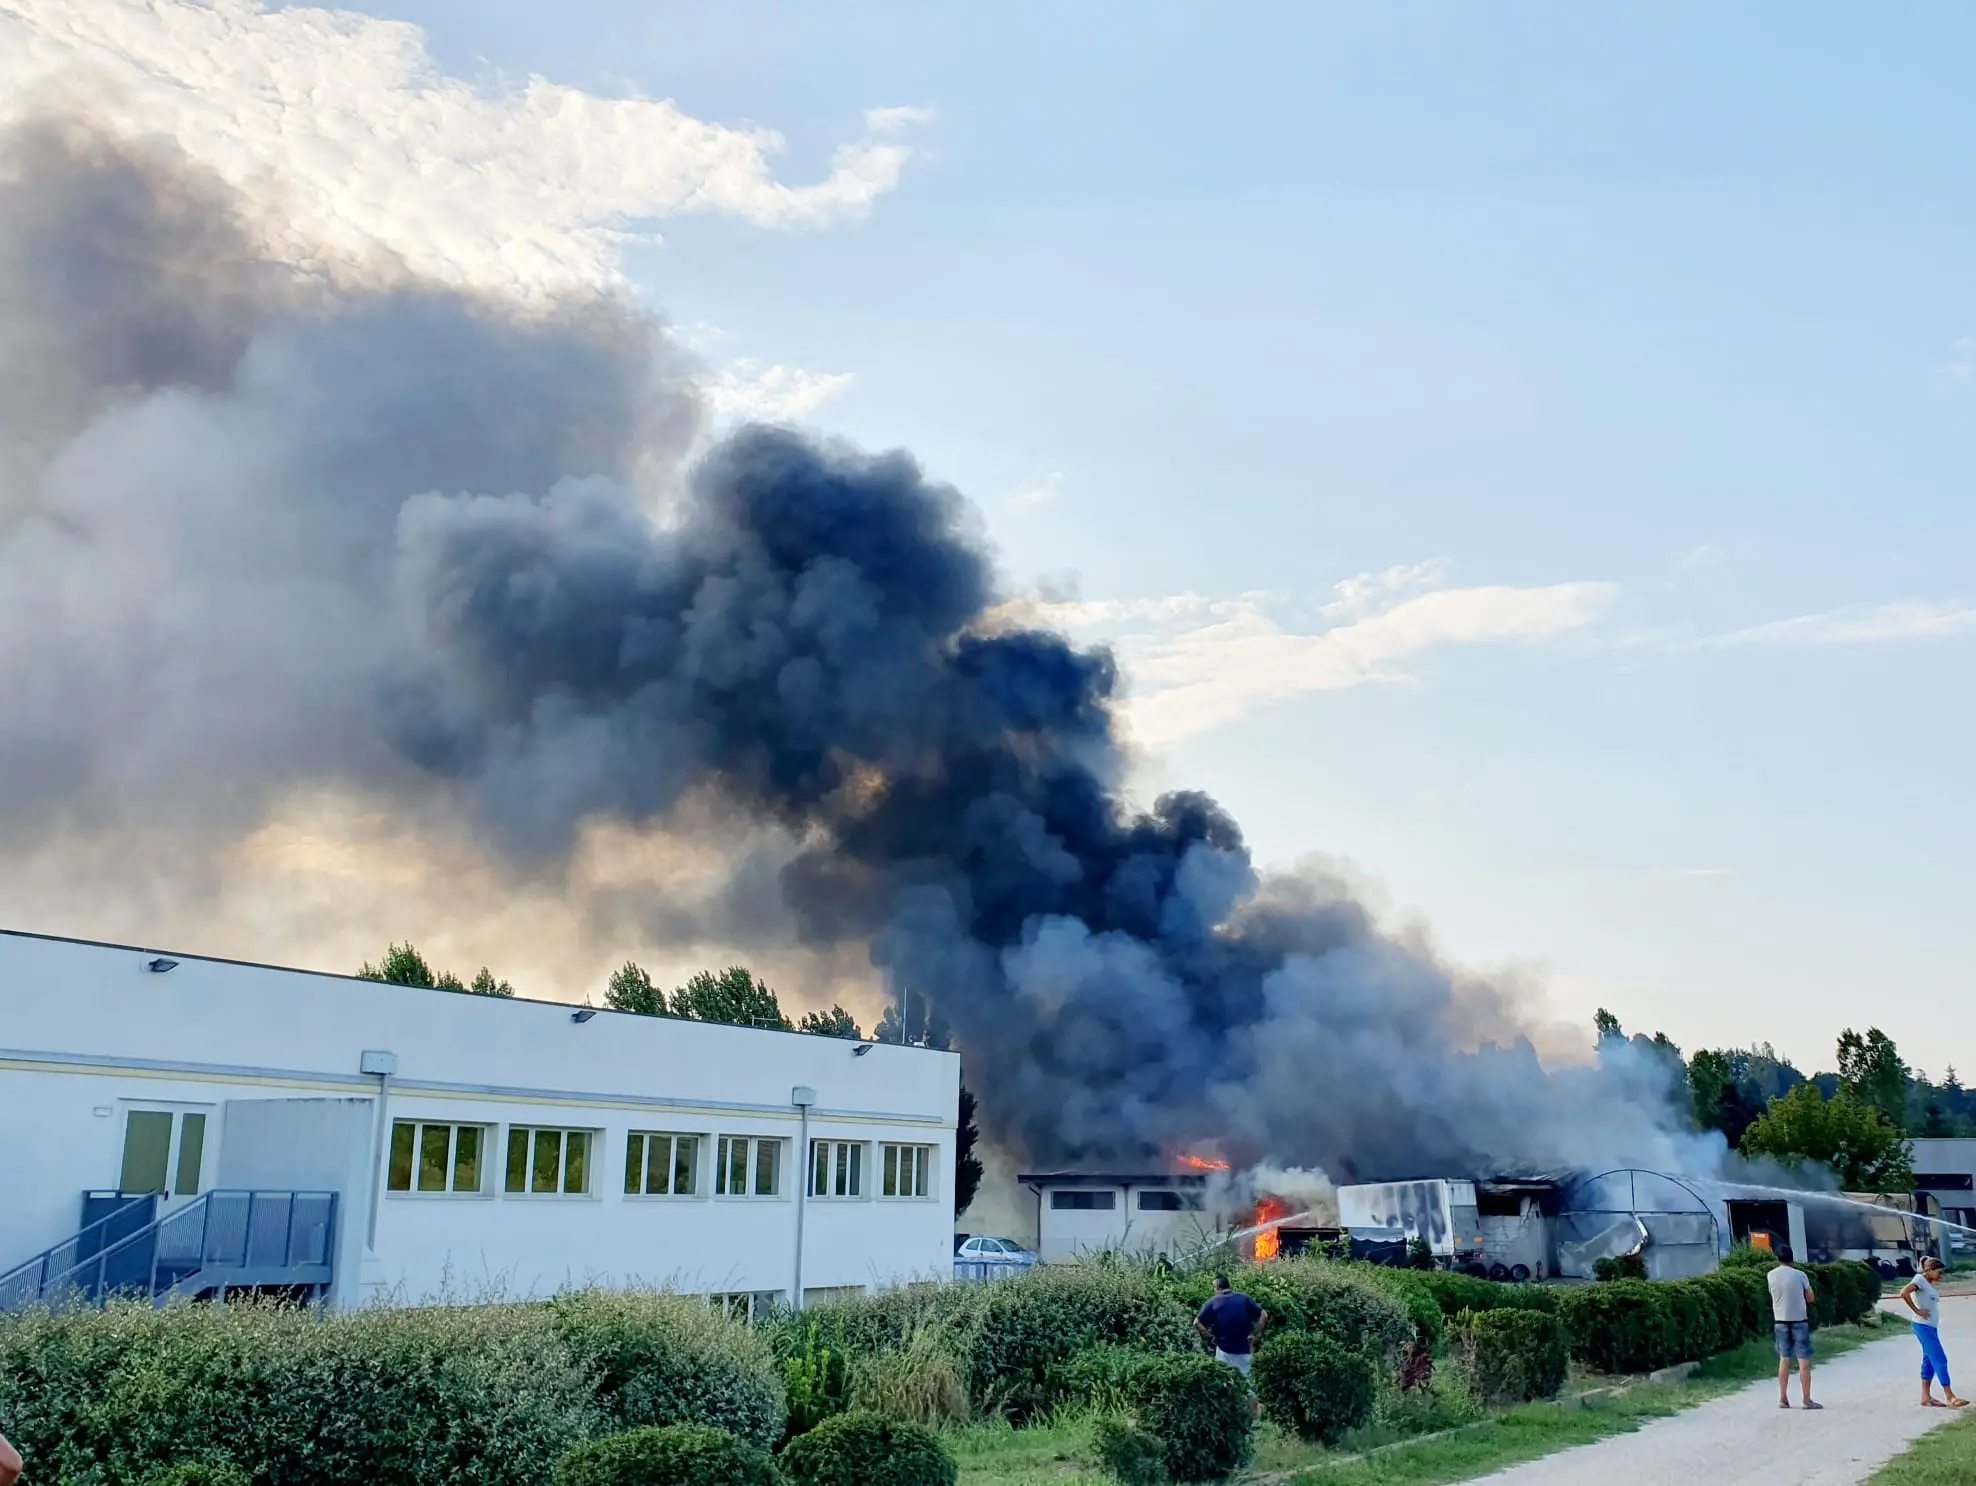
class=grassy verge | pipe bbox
[952,1319,1894,1486]
[1866,1413,1976,1483]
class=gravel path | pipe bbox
[1468,1296,1976,1486]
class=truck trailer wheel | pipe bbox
[1510,1264,1532,1283]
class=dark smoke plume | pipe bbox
[0,115,1724,1179]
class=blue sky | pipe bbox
[18,1,1972,1072]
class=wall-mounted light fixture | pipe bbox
[571,1007,598,1024]
[852,1043,873,1057]
[146,957,178,973]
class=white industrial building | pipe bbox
[0,929,958,1313]
[1018,1171,1220,1262]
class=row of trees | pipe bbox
[1596,1009,1935,1191]
[353,945,983,1214]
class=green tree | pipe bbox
[1837,1026,1908,1131]
[670,967,793,1030]
[358,941,437,987]
[796,1005,861,1039]
[955,1084,983,1217]
[356,943,511,996]
[1688,1048,1735,1132]
[467,966,514,998]
[1593,1008,1623,1044]
[605,960,668,1016]
[1739,1082,1913,1192]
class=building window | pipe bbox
[881,1143,934,1199]
[387,1121,488,1194]
[625,1132,701,1196]
[804,1285,866,1306]
[1137,1189,1202,1212]
[504,1127,594,1195]
[810,1140,865,1199]
[1051,1189,1116,1211]
[1915,1173,1976,1191]
[709,1290,784,1322]
[716,1136,782,1197]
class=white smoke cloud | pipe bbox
[0,0,927,297]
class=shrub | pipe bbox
[1717,1266,1771,1340]
[145,1467,249,1486]
[1556,1280,1680,1374]
[1252,1331,1376,1446]
[1407,1271,1558,1322]
[551,1424,780,1486]
[1359,1271,1446,1349]
[0,1289,786,1485]
[777,1411,956,1486]
[1092,1418,1168,1486]
[1168,1260,1412,1361]
[1122,1354,1253,1483]
[1453,1310,1568,1405]
[1803,1260,1879,1327]
[1051,1343,1154,1415]
[783,1319,850,1441]
[1660,1281,1718,1363]
[1593,1254,1647,1282]
[847,1322,969,1428]
[1722,1242,1779,1271]
[550,1289,786,1448]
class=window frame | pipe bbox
[624,1130,704,1198]
[1136,1188,1203,1212]
[1050,1188,1117,1211]
[714,1134,785,1199]
[808,1138,867,1200]
[879,1142,936,1200]
[385,1119,493,1197]
[502,1125,599,1198]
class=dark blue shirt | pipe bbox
[1197,1291,1263,1355]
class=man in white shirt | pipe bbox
[1767,1245,1820,1410]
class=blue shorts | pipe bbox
[1774,1321,1813,1361]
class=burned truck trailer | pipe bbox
[1336,1177,1562,1280]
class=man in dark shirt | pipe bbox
[1195,1274,1268,1413]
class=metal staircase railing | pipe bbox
[0,1190,338,1311]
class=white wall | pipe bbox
[0,930,958,1307]
[218,1097,376,1304]
[1033,1182,1216,1262]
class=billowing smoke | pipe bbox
[1,115,1728,1180]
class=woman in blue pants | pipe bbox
[1900,1257,1967,1408]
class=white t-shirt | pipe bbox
[1768,1263,1810,1323]
[1911,1274,1941,1328]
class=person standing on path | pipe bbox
[1898,1256,1967,1409]
[1195,1274,1269,1415]
[1768,1245,1821,1410]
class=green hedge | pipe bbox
[1453,1310,1568,1405]
[1397,1271,1559,1322]
[1251,1332,1376,1445]
[551,1424,780,1486]
[0,1291,783,1486]
[777,1411,956,1486]
[1553,1261,1879,1374]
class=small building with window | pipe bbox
[0,928,958,1313]
[1910,1138,1976,1247]
[1018,1171,1218,1263]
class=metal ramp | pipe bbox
[0,1189,337,1311]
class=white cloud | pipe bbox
[1710,600,1976,648]
[0,0,928,296]
[699,359,857,422]
[1005,567,1616,748]
[1009,471,1065,510]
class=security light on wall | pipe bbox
[570,1007,598,1023]
[146,957,178,973]
[853,1043,873,1057]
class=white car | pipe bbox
[953,1236,1038,1278]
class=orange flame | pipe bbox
[1175,1153,1231,1172]
[1252,1197,1288,1261]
